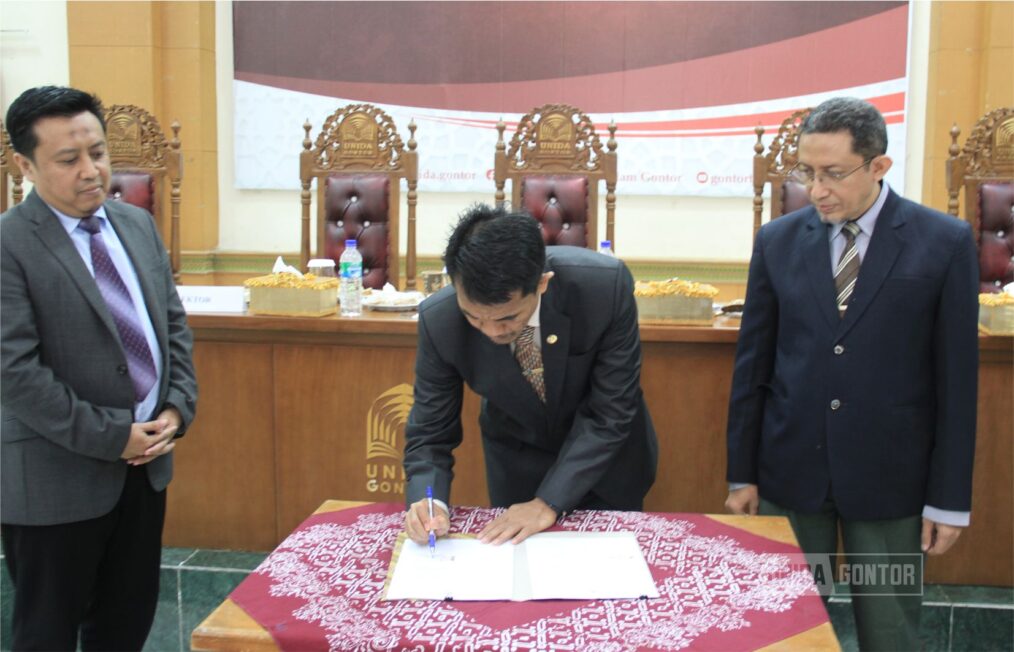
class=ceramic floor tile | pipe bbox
[162,547,197,568]
[180,569,248,651]
[143,568,181,652]
[920,605,952,652]
[942,584,1014,607]
[826,600,860,652]
[184,550,267,572]
[951,606,1014,652]
[1,563,13,652]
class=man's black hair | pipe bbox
[443,203,546,305]
[5,86,106,161]
[800,97,888,161]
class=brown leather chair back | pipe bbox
[300,104,418,290]
[946,107,1014,293]
[494,105,617,249]
[103,105,183,279]
[752,108,812,240]
[1,120,25,212]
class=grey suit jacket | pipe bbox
[1,191,198,526]
[404,246,658,512]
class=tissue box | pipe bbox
[979,293,1014,334]
[245,273,338,317]
[634,279,717,325]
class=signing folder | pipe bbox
[383,531,659,601]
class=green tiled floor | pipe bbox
[1,546,1011,651]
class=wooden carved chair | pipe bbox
[103,105,183,280]
[752,108,813,240]
[494,104,617,249]
[300,104,418,290]
[946,107,1014,293]
[1,120,25,212]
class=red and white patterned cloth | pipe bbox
[230,503,829,651]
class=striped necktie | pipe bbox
[834,220,862,317]
[514,326,546,403]
[80,215,158,402]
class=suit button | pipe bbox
[117,364,128,375]
[833,345,845,355]
[830,399,841,410]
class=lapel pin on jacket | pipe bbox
[546,334,558,344]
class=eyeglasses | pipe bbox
[788,157,875,186]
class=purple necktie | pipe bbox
[80,216,158,402]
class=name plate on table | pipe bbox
[176,286,246,313]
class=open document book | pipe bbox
[383,531,659,601]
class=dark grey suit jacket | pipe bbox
[1,191,198,526]
[404,246,658,512]
[727,189,979,520]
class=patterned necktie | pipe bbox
[834,220,862,317]
[80,216,158,402]
[514,326,546,403]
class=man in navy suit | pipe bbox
[726,97,978,650]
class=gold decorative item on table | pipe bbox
[979,292,1014,334]
[634,279,718,325]
[245,272,339,317]
[421,270,450,295]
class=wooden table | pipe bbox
[191,500,840,651]
[168,311,1012,585]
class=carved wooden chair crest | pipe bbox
[752,108,813,240]
[300,104,418,290]
[103,104,183,279]
[947,106,1014,292]
[495,104,617,249]
[1,120,25,212]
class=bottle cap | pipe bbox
[345,239,357,247]
[600,241,611,248]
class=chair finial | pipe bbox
[948,123,961,158]
[408,119,417,151]
[607,120,617,152]
[303,120,312,151]
[754,125,765,156]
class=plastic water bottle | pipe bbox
[598,240,615,257]
[339,239,363,317]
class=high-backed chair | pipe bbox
[103,105,183,280]
[300,104,418,290]
[1,120,25,212]
[494,104,617,249]
[946,107,1014,293]
[752,108,813,240]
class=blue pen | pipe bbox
[426,485,436,557]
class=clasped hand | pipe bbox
[120,407,182,465]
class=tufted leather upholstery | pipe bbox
[520,176,589,247]
[781,181,811,216]
[323,174,391,290]
[976,182,1014,292]
[109,172,155,215]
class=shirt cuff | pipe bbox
[922,505,970,527]
[728,482,752,491]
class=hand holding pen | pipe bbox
[404,491,450,546]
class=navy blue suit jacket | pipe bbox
[727,189,979,520]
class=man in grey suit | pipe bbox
[403,204,657,546]
[726,98,978,650]
[1,86,198,650]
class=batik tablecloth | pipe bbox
[229,503,828,651]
